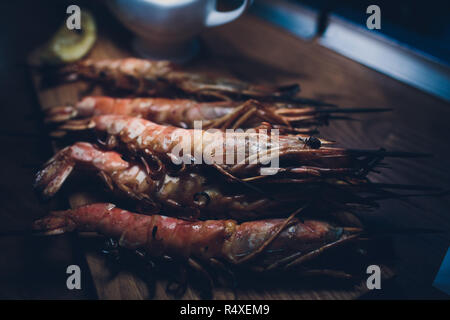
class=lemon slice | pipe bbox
[30,10,97,66]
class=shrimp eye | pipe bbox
[193,192,210,208]
[305,137,321,149]
[101,238,118,254]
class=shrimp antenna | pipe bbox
[363,183,442,191]
[212,164,272,199]
[321,107,393,114]
[348,149,432,158]
[281,97,338,107]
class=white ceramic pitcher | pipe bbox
[107,0,252,62]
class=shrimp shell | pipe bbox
[58,58,300,101]
[32,203,360,270]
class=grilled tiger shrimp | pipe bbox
[57,58,300,101]
[33,203,361,272]
[36,139,411,222]
[53,114,383,184]
[45,96,387,134]
[34,142,310,219]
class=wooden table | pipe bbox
[1,1,449,299]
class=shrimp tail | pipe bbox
[34,147,75,199]
[34,142,130,199]
[44,105,78,123]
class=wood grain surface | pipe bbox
[27,7,449,300]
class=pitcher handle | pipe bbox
[205,0,252,27]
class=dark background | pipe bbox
[0,0,98,299]
[0,0,448,299]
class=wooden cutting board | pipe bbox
[29,13,406,300]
